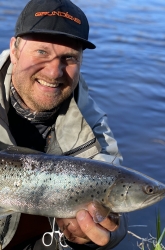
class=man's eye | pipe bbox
[63,56,78,64]
[66,56,74,60]
[37,50,46,55]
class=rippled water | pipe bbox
[0,0,165,249]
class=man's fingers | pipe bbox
[87,203,119,232]
[99,217,119,232]
[56,202,119,246]
[56,217,90,244]
[76,210,110,246]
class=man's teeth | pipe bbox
[37,79,59,87]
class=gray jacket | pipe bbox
[0,49,127,249]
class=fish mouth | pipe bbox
[37,79,61,88]
[140,191,165,209]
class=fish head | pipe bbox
[105,168,165,213]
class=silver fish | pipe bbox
[0,145,164,221]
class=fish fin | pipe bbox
[0,142,12,151]
[0,144,43,155]
[0,207,16,218]
[92,199,111,223]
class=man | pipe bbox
[0,0,128,249]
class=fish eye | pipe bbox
[143,185,155,194]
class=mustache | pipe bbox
[32,75,64,84]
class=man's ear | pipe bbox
[10,37,18,64]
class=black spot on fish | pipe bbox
[97,191,100,194]
[104,189,106,193]
[102,199,104,202]
[75,199,78,202]
[90,185,93,188]
[70,197,72,199]
[121,194,124,196]
[81,190,84,193]
[123,185,125,187]
[76,191,79,194]
[91,195,94,198]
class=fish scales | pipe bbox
[0,148,165,218]
[0,153,118,217]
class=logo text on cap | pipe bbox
[35,11,81,24]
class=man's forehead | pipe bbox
[20,34,83,50]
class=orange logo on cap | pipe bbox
[35,11,81,24]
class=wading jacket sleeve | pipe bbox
[0,49,128,250]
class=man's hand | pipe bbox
[56,203,119,246]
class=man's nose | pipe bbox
[44,58,64,79]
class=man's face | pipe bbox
[10,35,82,111]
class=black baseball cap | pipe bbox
[15,0,96,49]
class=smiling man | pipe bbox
[10,36,82,111]
[0,0,127,249]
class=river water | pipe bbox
[0,0,165,249]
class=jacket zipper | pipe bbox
[63,137,97,157]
